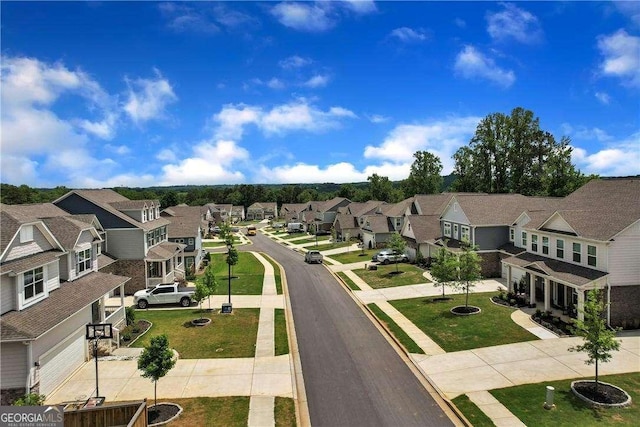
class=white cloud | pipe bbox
[279,55,313,69]
[389,27,429,43]
[614,0,640,27]
[213,99,356,139]
[342,0,377,15]
[364,116,481,174]
[303,74,330,88]
[105,144,131,155]
[454,45,515,87]
[267,78,286,89]
[367,114,390,123]
[486,2,543,44]
[454,18,466,28]
[572,131,640,176]
[156,148,178,162]
[271,3,334,32]
[597,29,640,87]
[123,70,178,124]
[595,91,611,105]
[159,3,220,34]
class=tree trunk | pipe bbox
[595,359,599,394]
[154,380,157,408]
[465,284,470,308]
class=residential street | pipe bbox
[246,233,456,427]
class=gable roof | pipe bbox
[362,216,394,233]
[411,194,455,216]
[404,215,441,243]
[451,194,561,225]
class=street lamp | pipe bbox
[222,242,233,313]
[85,323,113,399]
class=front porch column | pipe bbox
[506,265,512,293]
[577,290,585,322]
[100,295,106,321]
[544,278,551,312]
[119,283,125,307]
[529,274,536,305]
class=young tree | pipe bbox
[387,232,407,274]
[201,264,217,311]
[12,393,46,406]
[569,289,621,393]
[138,334,176,408]
[226,247,239,277]
[456,245,483,308]
[192,282,209,320]
[430,247,458,300]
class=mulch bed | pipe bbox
[148,403,181,425]
[573,381,629,405]
[451,305,481,315]
[121,320,152,345]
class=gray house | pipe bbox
[54,189,185,293]
[0,203,129,403]
[161,205,205,274]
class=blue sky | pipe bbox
[1,1,639,188]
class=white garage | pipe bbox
[38,329,86,396]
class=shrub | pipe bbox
[13,393,46,406]
[535,309,542,318]
[132,326,140,333]
[126,306,136,326]
[122,333,132,342]
[509,299,516,306]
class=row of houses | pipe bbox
[0,190,251,404]
[277,179,640,330]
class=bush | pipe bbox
[132,326,140,333]
[126,306,136,326]
[535,309,542,318]
[13,393,46,406]
[122,333,132,342]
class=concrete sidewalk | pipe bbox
[47,251,300,427]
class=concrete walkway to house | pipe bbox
[47,251,297,427]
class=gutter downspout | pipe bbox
[25,341,33,393]
[607,280,612,327]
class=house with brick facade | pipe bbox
[54,189,185,294]
[0,203,129,404]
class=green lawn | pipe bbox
[132,309,259,358]
[451,395,494,427]
[352,264,430,289]
[206,252,264,295]
[490,372,640,426]
[293,236,331,245]
[312,241,353,251]
[327,249,376,264]
[275,397,297,427]
[281,233,310,240]
[167,397,249,427]
[336,271,360,290]
[368,303,424,354]
[390,292,538,352]
[202,241,227,248]
[275,309,289,356]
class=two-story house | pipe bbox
[54,190,185,294]
[161,205,205,274]
[246,202,278,221]
[332,200,386,242]
[361,199,413,249]
[1,204,129,404]
[280,203,312,223]
[312,197,351,234]
[502,179,640,327]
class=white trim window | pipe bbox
[77,248,92,273]
[461,226,470,242]
[20,225,34,243]
[521,231,527,248]
[443,222,451,237]
[453,224,459,239]
[531,234,538,252]
[148,208,154,221]
[509,228,514,242]
[587,245,596,267]
[23,267,45,302]
[557,239,564,259]
[542,236,549,255]
[142,209,148,222]
[573,242,582,263]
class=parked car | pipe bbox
[315,229,331,236]
[133,283,196,309]
[211,226,221,234]
[372,249,408,265]
[287,222,304,233]
[304,250,324,264]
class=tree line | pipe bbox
[1,107,596,207]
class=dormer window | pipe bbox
[20,225,34,243]
[23,267,44,302]
[148,208,154,221]
[155,206,160,218]
[77,248,92,273]
[142,209,148,222]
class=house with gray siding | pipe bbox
[54,189,185,293]
[332,200,386,242]
[161,205,205,274]
[0,203,129,404]
[246,202,278,221]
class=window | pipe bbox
[77,248,92,273]
[188,238,194,245]
[152,287,173,295]
[587,245,596,267]
[453,224,459,239]
[24,267,44,301]
[531,234,538,252]
[557,239,564,258]
[20,225,34,243]
[521,231,527,247]
[148,208,154,221]
[509,228,514,242]
[573,242,581,263]
[542,236,549,255]
[444,222,451,237]
[142,210,147,222]
[160,226,167,242]
[155,207,160,218]
[461,226,470,242]
[147,262,161,278]
[395,217,401,228]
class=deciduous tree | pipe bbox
[404,151,443,196]
[138,334,176,408]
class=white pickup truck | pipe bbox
[133,283,196,309]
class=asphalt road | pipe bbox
[245,233,454,427]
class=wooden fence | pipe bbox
[64,399,147,427]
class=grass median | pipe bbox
[206,252,264,295]
[352,264,430,289]
[390,292,538,352]
[328,249,376,264]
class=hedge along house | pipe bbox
[503,179,640,327]
[54,189,185,294]
[0,203,129,404]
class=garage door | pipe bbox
[39,329,86,396]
